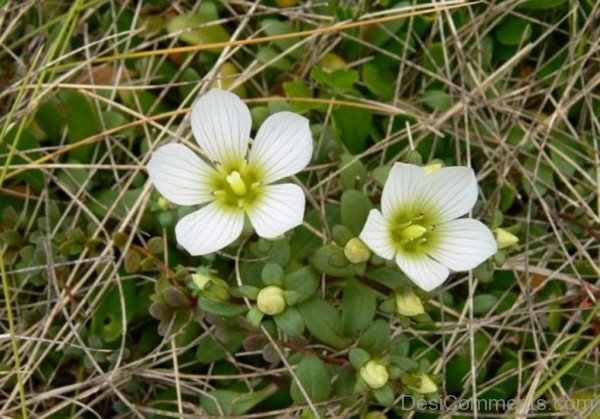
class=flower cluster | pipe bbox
[148,88,497,293]
[146,88,501,405]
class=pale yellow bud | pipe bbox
[416,373,437,394]
[422,162,442,175]
[364,412,387,419]
[191,273,211,290]
[395,291,425,317]
[257,286,286,315]
[359,360,389,389]
[494,228,518,249]
[344,238,371,264]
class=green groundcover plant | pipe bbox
[0,0,598,417]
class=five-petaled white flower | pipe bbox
[359,163,497,291]
[147,89,313,256]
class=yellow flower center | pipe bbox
[390,212,435,252]
[211,164,263,210]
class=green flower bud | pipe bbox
[494,228,519,249]
[395,291,425,317]
[416,373,437,394]
[359,360,389,389]
[157,197,170,211]
[191,272,230,301]
[343,238,371,264]
[257,285,286,315]
[364,412,387,419]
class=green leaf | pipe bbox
[331,225,354,246]
[260,19,303,58]
[124,250,141,273]
[257,46,293,70]
[164,287,189,307]
[197,298,247,317]
[422,89,452,112]
[365,267,411,289]
[311,67,358,92]
[372,384,394,406]
[333,107,372,153]
[339,153,368,190]
[274,307,305,336]
[522,157,554,196]
[196,333,245,364]
[359,319,390,355]
[284,266,319,303]
[340,190,372,236]
[298,297,350,349]
[262,262,284,286]
[91,279,138,342]
[341,279,376,338]
[35,96,63,139]
[421,43,445,73]
[312,245,356,277]
[201,386,277,415]
[290,356,332,404]
[471,294,498,315]
[167,5,230,49]
[361,63,394,99]
[246,306,264,329]
[0,128,44,193]
[283,80,316,113]
[349,348,371,369]
[62,90,100,161]
[495,16,532,46]
[372,165,392,187]
[519,0,566,9]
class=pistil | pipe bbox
[226,171,247,195]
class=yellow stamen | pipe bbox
[226,171,247,195]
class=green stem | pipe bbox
[533,302,600,399]
[0,251,28,418]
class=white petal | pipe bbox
[246,183,305,239]
[381,163,427,218]
[395,251,449,292]
[427,218,497,271]
[190,89,251,167]
[419,166,478,222]
[147,143,217,206]
[359,209,396,260]
[175,203,244,256]
[249,112,313,183]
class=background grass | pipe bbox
[0,0,598,417]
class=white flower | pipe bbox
[147,89,313,256]
[359,163,497,291]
